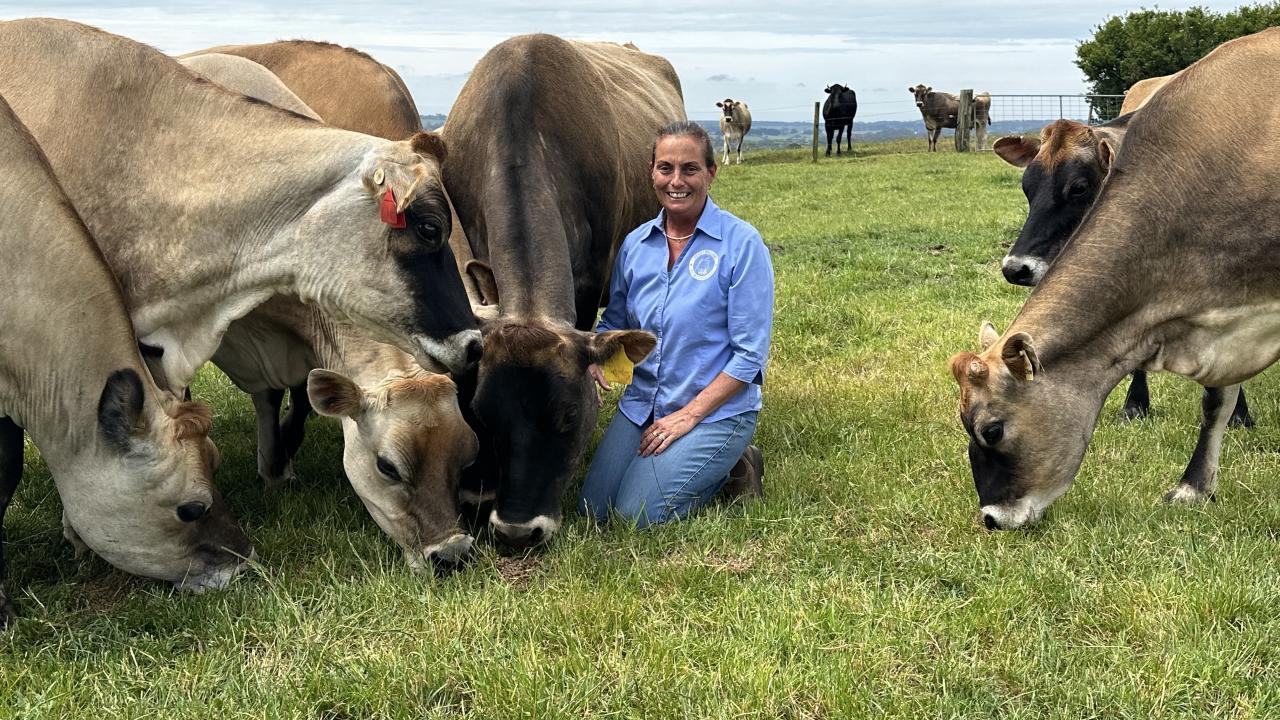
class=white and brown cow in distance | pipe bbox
[950,27,1280,531]
[443,34,682,548]
[213,297,479,572]
[0,94,252,622]
[0,19,480,392]
[177,53,322,120]
[716,98,752,165]
[183,40,421,142]
[909,84,991,151]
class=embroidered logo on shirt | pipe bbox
[688,249,719,281]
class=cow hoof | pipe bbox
[1163,484,1213,504]
[1229,412,1256,430]
[1120,404,1149,422]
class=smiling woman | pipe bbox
[581,120,774,528]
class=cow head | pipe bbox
[460,263,655,548]
[908,84,933,109]
[308,369,478,572]
[949,322,1103,530]
[305,131,481,375]
[716,99,740,119]
[64,369,252,589]
[993,119,1124,286]
[825,84,848,95]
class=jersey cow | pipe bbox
[443,35,683,548]
[716,98,751,165]
[950,28,1280,530]
[0,19,479,394]
[177,53,322,120]
[0,96,252,621]
[909,84,992,152]
[822,83,858,156]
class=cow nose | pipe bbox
[493,523,544,550]
[464,336,484,366]
[982,513,1001,531]
[1002,261,1036,286]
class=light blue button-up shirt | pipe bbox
[597,196,774,426]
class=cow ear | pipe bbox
[465,260,500,308]
[993,136,1040,168]
[98,368,147,453]
[307,369,366,419]
[979,321,1000,351]
[716,101,724,108]
[410,130,448,163]
[1001,332,1042,383]
[1097,137,1117,173]
[584,329,656,367]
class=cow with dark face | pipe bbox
[443,34,683,549]
[822,84,858,156]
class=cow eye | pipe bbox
[413,220,443,248]
[981,423,1004,446]
[1067,180,1091,200]
[375,456,403,481]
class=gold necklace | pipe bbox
[664,228,695,242]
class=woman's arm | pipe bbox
[638,371,745,457]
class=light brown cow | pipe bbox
[183,40,421,142]
[1120,70,1183,114]
[951,27,1280,530]
[0,94,252,620]
[0,19,479,392]
[909,84,992,151]
[716,98,752,164]
[443,35,682,547]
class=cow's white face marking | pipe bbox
[489,510,560,540]
[414,329,482,375]
[980,484,1067,530]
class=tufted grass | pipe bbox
[6,141,1280,718]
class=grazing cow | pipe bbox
[909,84,992,151]
[822,83,858,156]
[991,115,1255,503]
[0,95,252,621]
[0,19,480,393]
[177,53,322,120]
[183,40,421,141]
[1120,70,1182,114]
[716,98,752,164]
[949,28,1280,530]
[443,34,683,548]
[213,298,478,571]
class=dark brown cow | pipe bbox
[909,84,991,151]
[183,40,421,141]
[950,27,1280,530]
[443,34,684,548]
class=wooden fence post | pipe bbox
[812,101,820,163]
[955,89,973,152]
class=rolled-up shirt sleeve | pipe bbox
[724,231,774,385]
[595,242,631,333]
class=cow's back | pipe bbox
[186,40,421,140]
[1120,71,1182,114]
[178,53,321,120]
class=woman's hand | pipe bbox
[639,408,700,457]
[587,363,611,408]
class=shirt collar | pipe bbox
[644,196,726,243]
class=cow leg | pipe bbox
[928,125,940,152]
[975,122,987,151]
[252,388,292,487]
[280,383,312,463]
[1120,370,1151,421]
[844,122,853,152]
[721,135,730,166]
[1165,384,1239,504]
[735,137,744,164]
[1228,386,1255,429]
[825,126,834,156]
[0,417,23,625]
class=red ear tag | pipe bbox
[380,188,406,229]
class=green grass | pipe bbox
[7,143,1280,718]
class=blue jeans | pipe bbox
[579,411,758,528]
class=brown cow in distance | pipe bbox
[443,34,684,548]
[909,84,991,151]
[183,40,420,141]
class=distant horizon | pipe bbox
[1,2,1251,121]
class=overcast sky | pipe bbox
[0,1,1252,121]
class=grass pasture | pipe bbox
[7,141,1280,718]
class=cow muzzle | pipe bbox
[413,330,483,374]
[489,511,559,550]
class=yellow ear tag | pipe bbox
[600,348,635,385]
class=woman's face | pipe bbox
[651,135,717,220]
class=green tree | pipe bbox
[1076,3,1280,97]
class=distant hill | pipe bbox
[418,115,1063,148]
